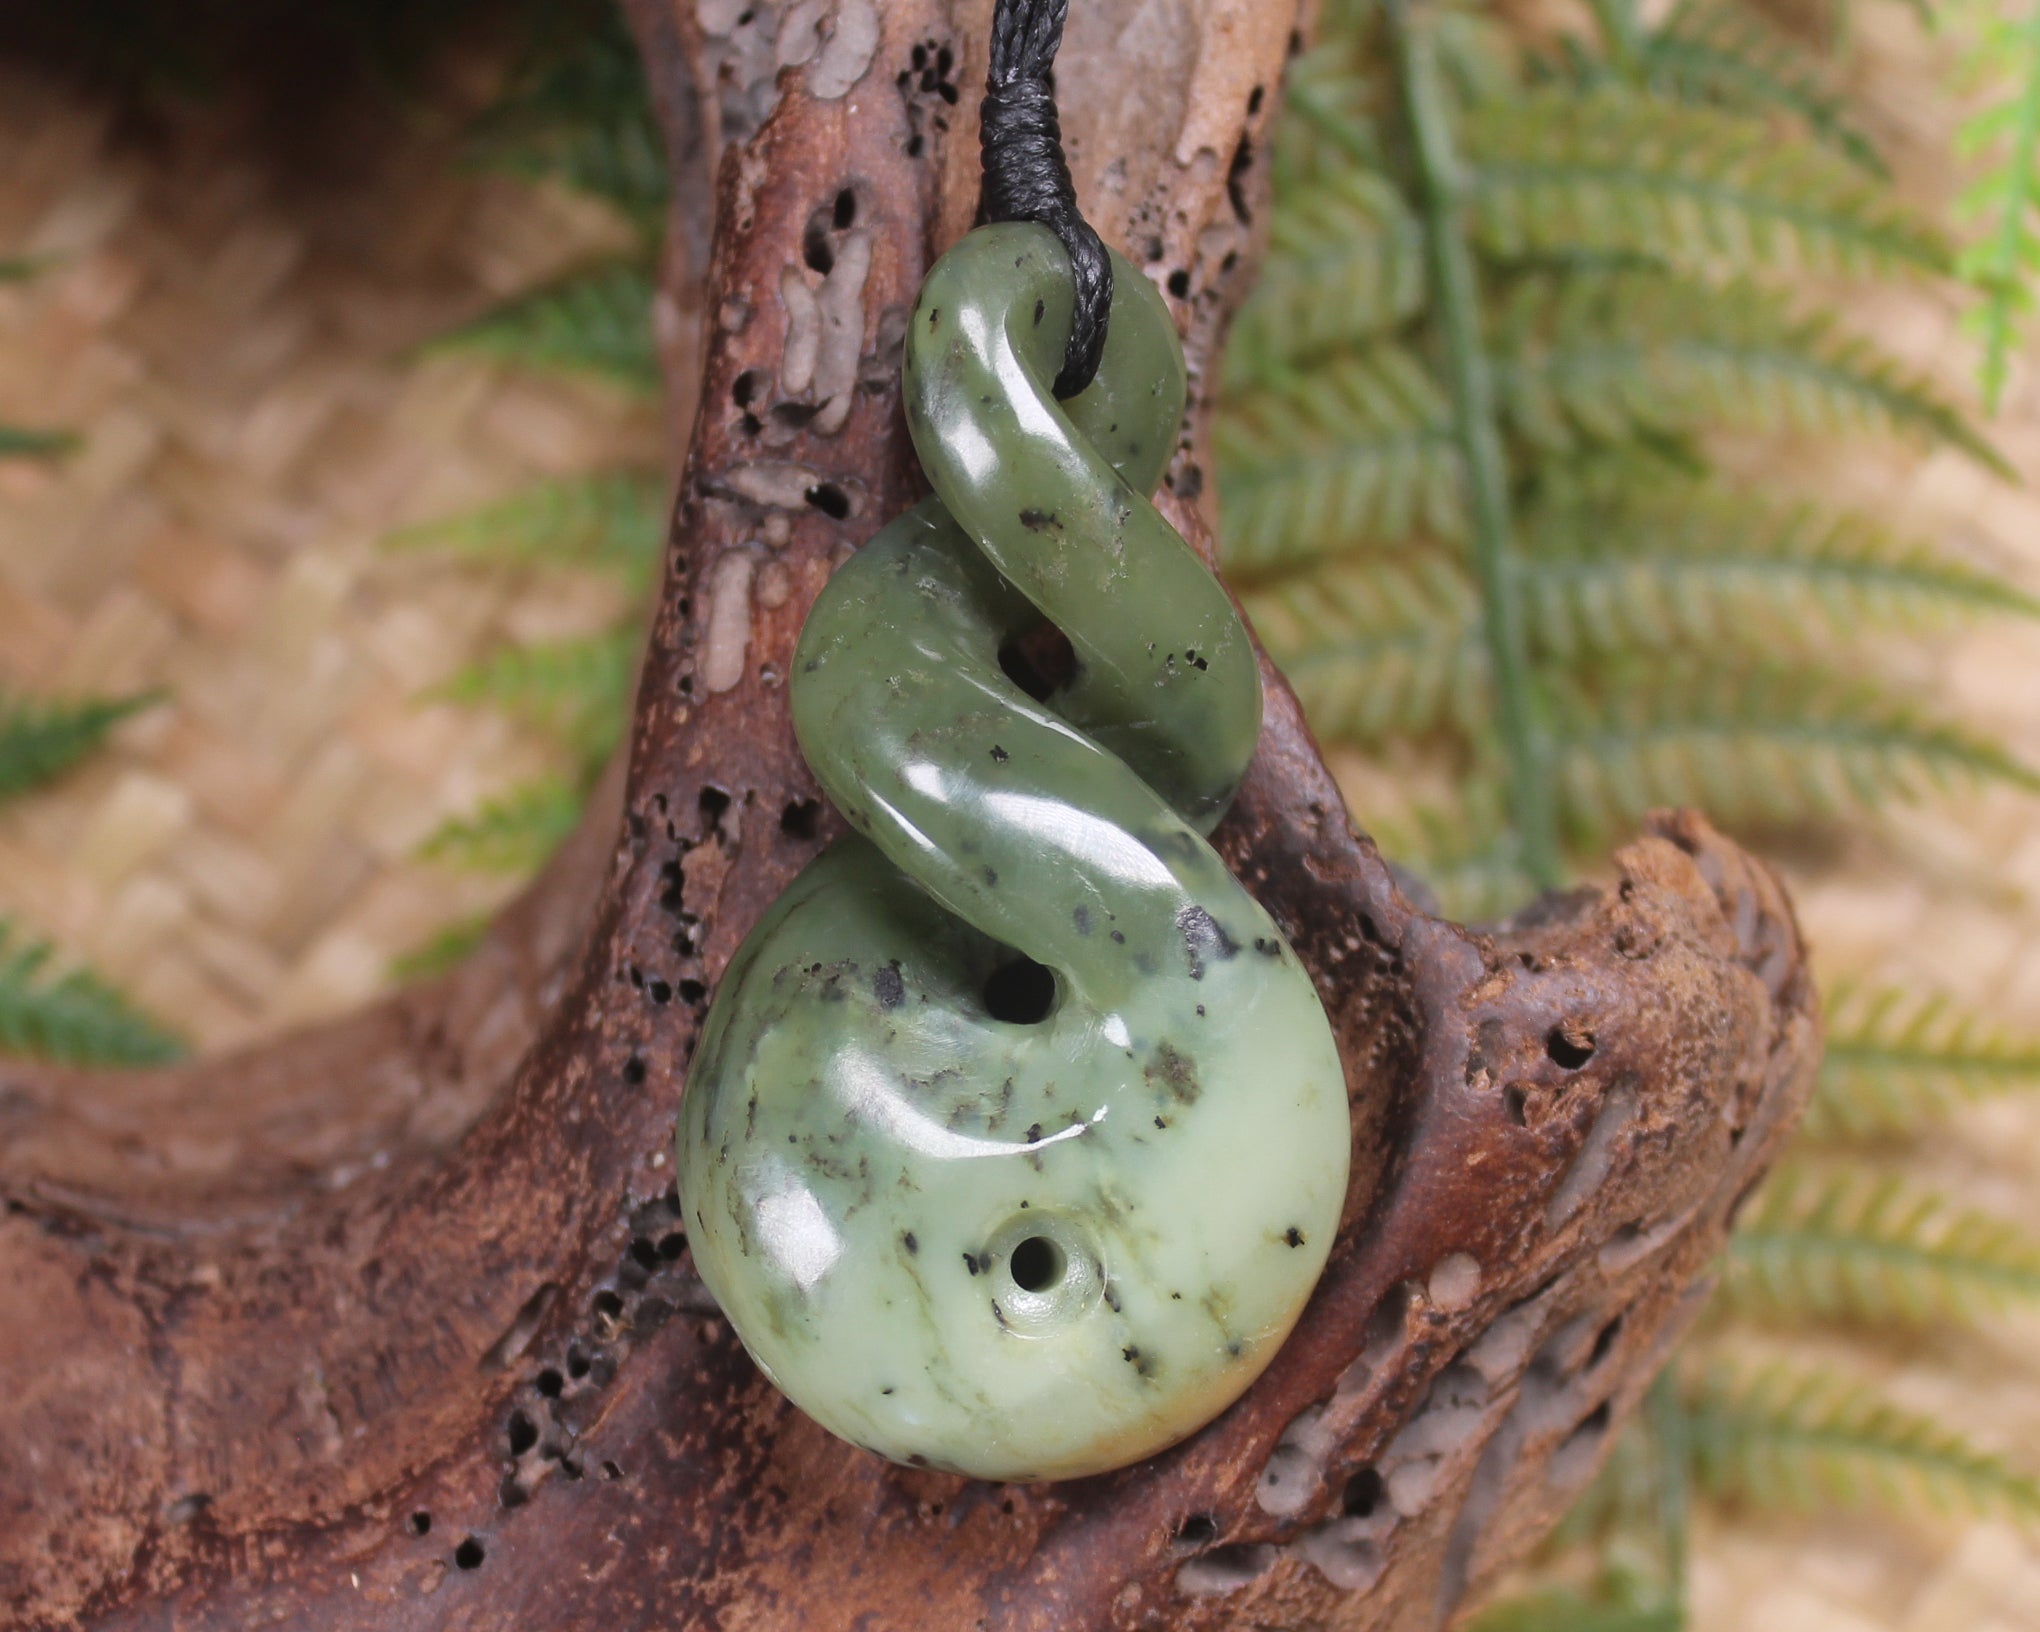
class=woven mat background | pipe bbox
[0,15,2036,1630]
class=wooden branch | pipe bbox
[0,1,1819,1628]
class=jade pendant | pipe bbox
[676,222,1350,1482]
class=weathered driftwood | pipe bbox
[0,0,1818,1626]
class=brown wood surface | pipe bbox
[0,2,1819,1626]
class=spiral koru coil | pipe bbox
[677,223,1350,1482]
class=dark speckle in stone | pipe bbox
[1025,1122,1043,1143]
[1146,1041,1202,1105]
[1285,1226,1306,1248]
[963,1252,981,1276]
[983,866,998,886]
[1033,298,1045,326]
[927,306,940,329]
[1176,904,1241,979]
[1110,930,1126,944]
[1018,507,1058,532]
[903,1231,919,1254]
[1154,1115,1168,1129]
[1253,937,1283,959]
[991,744,1009,762]
[873,964,906,1009]
[1073,904,1092,935]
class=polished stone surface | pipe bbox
[677,223,1350,1481]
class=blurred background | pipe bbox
[0,0,2036,1626]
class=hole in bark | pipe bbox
[623,1055,647,1086]
[679,979,707,1006]
[507,1411,538,1456]
[1176,1543,1278,1596]
[1167,269,1191,298]
[479,1282,558,1373]
[1009,1235,1065,1291]
[1175,1513,1218,1546]
[1572,1400,1611,1443]
[536,1367,564,1399]
[699,785,731,831]
[1504,1085,1528,1126]
[781,798,822,839]
[566,1345,591,1379]
[833,187,858,228]
[997,619,1077,700]
[499,1475,528,1509]
[1590,1315,1623,1367]
[408,1511,432,1537]
[984,957,1055,1024]
[629,1237,661,1273]
[454,1536,485,1570]
[1342,1466,1384,1517]
[1547,1024,1596,1070]
[805,482,850,518]
[732,367,769,406]
[602,1460,625,1480]
[658,1231,688,1260]
[592,1289,625,1324]
[802,213,835,274]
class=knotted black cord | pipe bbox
[980,0,1112,398]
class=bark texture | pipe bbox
[0,0,1820,1627]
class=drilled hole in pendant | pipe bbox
[1009,1235,1066,1293]
[984,957,1056,1024]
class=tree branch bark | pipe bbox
[0,1,1819,1627]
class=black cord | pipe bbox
[980,0,1111,399]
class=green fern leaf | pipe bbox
[1724,1162,2040,1325]
[1464,87,1947,276]
[1545,660,2040,848]
[469,3,667,227]
[1246,555,1483,742]
[430,629,637,769]
[1496,272,2009,475]
[433,261,659,394]
[1227,169,1427,384]
[387,472,664,590]
[0,425,80,459]
[0,689,161,801]
[1954,3,2040,411]
[419,777,583,875]
[1216,344,1463,577]
[389,915,492,982]
[0,920,185,1066]
[1683,1358,2040,1523]
[1810,982,2040,1137]
[1463,1587,1680,1632]
[1518,483,2040,662]
[1640,0,1887,176]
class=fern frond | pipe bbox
[430,629,637,767]
[1227,169,1427,384]
[1640,0,1886,176]
[0,689,160,801]
[1464,87,1947,276]
[1463,1586,1680,1632]
[1683,1358,2040,1523]
[0,920,185,1066]
[1810,982,2040,1137]
[419,777,583,874]
[0,425,80,459]
[1247,555,1482,742]
[1518,485,2039,661]
[1373,782,1534,924]
[387,471,664,590]
[1496,272,2008,474]
[432,261,659,394]
[1954,3,2040,411]
[1724,1162,2040,1325]
[389,915,492,982]
[1216,344,1463,577]
[469,4,666,226]
[1545,660,2040,847]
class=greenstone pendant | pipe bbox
[676,222,1350,1482]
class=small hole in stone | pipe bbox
[507,1411,538,1456]
[1342,1466,1385,1518]
[802,216,835,274]
[454,1536,485,1571]
[997,620,1077,701]
[536,1368,564,1398]
[1547,1025,1596,1070]
[833,188,858,228]
[1009,1235,1065,1292]
[805,482,851,519]
[1175,1513,1218,1546]
[984,957,1056,1024]
[408,1510,432,1537]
